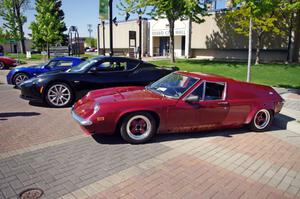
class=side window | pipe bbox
[188,83,204,100]
[47,61,57,68]
[204,82,225,101]
[55,61,73,67]
[96,61,126,72]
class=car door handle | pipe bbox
[218,102,229,106]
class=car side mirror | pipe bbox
[185,95,199,103]
[89,67,98,73]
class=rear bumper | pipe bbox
[71,108,93,126]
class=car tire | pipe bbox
[0,61,6,70]
[13,73,29,87]
[45,82,74,108]
[120,112,157,144]
[249,109,273,132]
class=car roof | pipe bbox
[91,56,143,63]
[176,71,235,82]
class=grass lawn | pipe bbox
[150,59,300,89]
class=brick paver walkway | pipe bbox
[1,84,300,199]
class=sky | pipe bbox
[2,0,226,38]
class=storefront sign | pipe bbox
[152,28,186,36]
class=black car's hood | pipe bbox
[37,70,76,78]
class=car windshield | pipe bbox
[147,72,198,98]
[66,59,98,73]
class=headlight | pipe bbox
[93,103,100,114]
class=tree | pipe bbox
[226,1,282,66]
[281,0,300,63]
[119,0,207,63]
[85,37,97,48]
[30,0,66,58]
[0,0,29,54]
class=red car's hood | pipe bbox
[88,86,163,103]
[74,86,163,118]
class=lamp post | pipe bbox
[109,0,113,56]
[138,9,142,60]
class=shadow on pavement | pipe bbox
[91,126,285,145]
[0,112,41,119]
[274,113,297,130]
[29,101,72,109]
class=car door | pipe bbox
[167,81,229,132]
[74,59,132,94]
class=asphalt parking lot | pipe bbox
[1,75,300,199]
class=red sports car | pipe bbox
[72,71,284,143]
[0,56,18,69]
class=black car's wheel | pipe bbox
[45,83,74,108]
[249,109,273,132]
[13,73,29,87]
[0,61,6,70]
[120,112,157,144]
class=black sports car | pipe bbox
[19,56,177,107]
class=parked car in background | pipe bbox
[19,56,177,107]
[7,56,85,87]
[0,56,18,70]
[72,71,284,144]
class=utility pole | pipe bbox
[247,15,252,82]
[109,0,113,56]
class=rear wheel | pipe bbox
[249,109,273,132]
[120,112,157,144]
[0,61,6,70]
[13,73,29,87]
[45,83,74,108]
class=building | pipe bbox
[97,12,297,62]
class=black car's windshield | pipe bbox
[66,59,98,73]
[147,72,199,98]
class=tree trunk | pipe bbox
[247,16,252,82]
[287,10,294,63]
[292,9,300,63]
[168,18,175,63]
[15,3,26,54]
[47,42,50,59]
[255,31,262,65]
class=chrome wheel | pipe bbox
[254,109,271,130]
[126,115,152,141]
[47,84,71,107]
[14,73,29,86]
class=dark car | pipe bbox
[19,56,177,107]
[7,56,85,87]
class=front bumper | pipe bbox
[20,83,44,102]
[71,108,93,126]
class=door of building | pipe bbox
[181,36,186,56]
[159,37,169,56]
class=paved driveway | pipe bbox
[1,84,300,199]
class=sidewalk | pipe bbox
[273,87,300,133]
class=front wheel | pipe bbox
[249,109,273,132]
[120,112,157,144]
[0,61,6,70]
[45,83,74,108]
[13,73,29,87]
